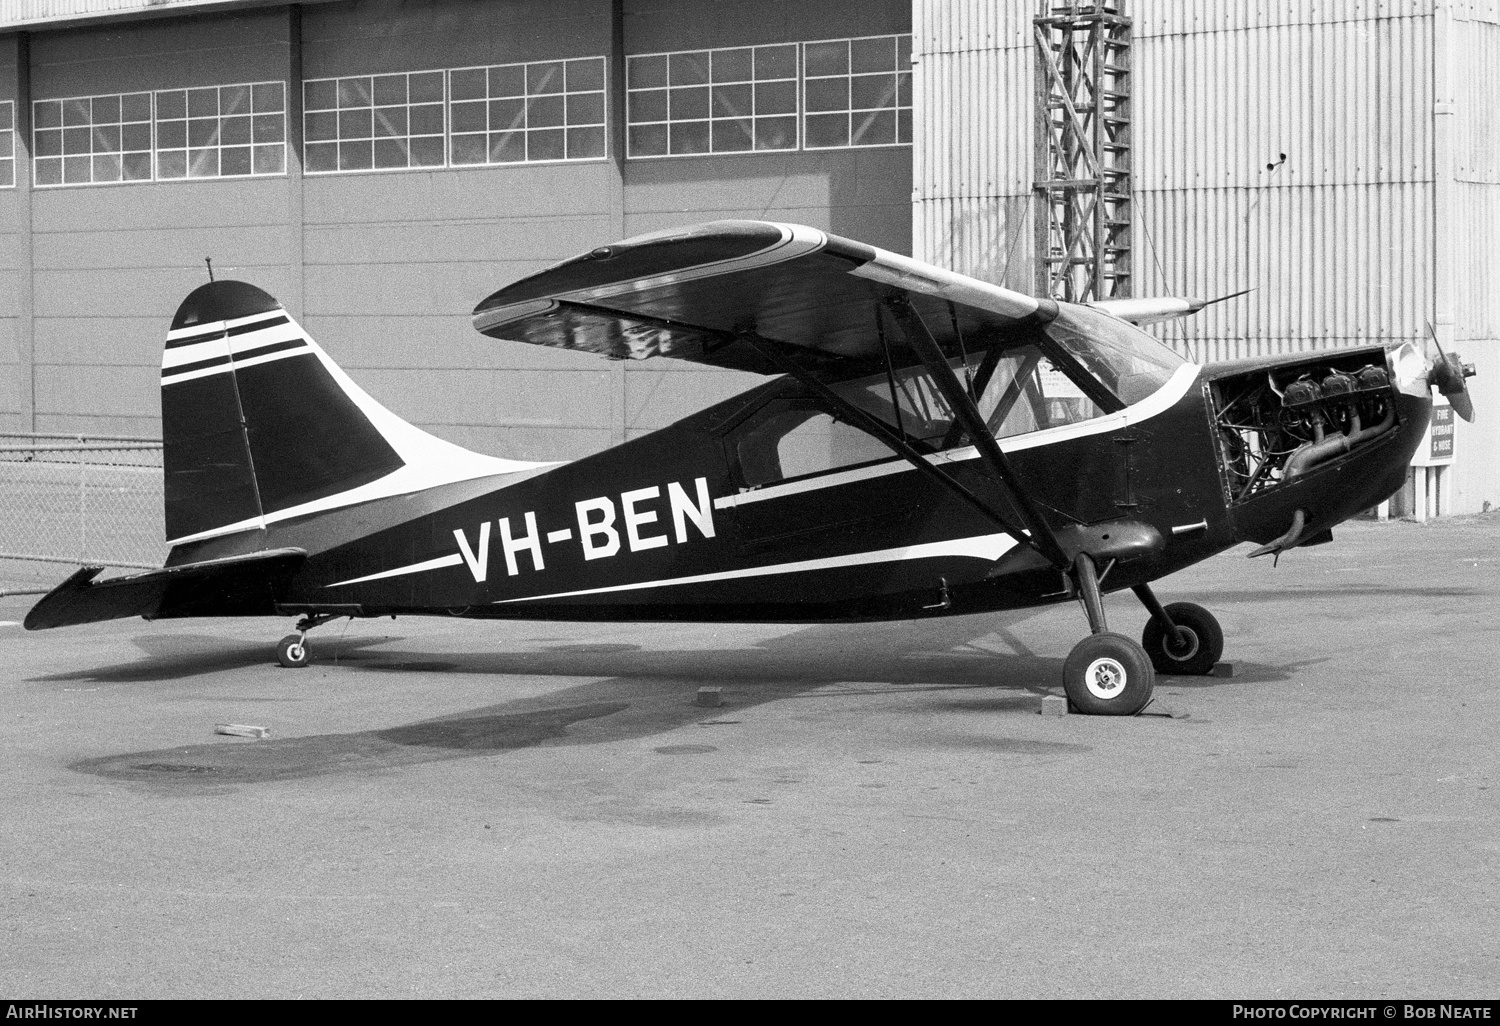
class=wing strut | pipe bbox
[736,333,1036,551]
[883,297,1072,570]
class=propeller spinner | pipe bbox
[1424,322,1477,422]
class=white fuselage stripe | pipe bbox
[328,553,464,588]
[491,532,1019,605]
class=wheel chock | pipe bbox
[695,686,723,708]
[1136,699,1187,719]
[1209,662,1235,678]
[1039,694,1068,716]
[214,723,270,739]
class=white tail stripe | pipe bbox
[162,324,304,370]
[164,303,555,547]
[160,343,310,386]
[165,309,287,343]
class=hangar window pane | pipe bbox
[156,80,286,181]
[305,71,444,175]
[801,34,913,151]
[33,91,152,187]
[1,102,15,189]
[627,43,797,158]
[447,56,608,166]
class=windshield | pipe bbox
[792,306,1185,459]
[1043,304,1186,406]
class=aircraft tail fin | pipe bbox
[161,281,539,547]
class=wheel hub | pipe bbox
[1083,656,1127,699]
[1163,626,1200,661]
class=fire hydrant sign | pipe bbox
[1411,402,1456,466]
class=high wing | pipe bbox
[473,220,1075,569]
[471,220,1058,375]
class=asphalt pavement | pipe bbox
[0,516,1496,998]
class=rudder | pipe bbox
[162,281,406,542]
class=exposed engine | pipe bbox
[1208,352,1397,504]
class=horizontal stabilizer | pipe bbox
[24,548,306,630]
[1090,289,1252,325]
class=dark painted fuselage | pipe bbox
[220,349,1429,626]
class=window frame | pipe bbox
[446,56,609,169]
[0,100,14,188]
[154,80,287,182]
[31,90,155,188]
[302,70,448,176]
[800,32,913,152]
[625,43,800,160]
[31,82,289,189]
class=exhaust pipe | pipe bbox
[1283,403,1396,482]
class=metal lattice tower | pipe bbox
[1033,1,1132,302]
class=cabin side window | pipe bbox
[828,344,1107,450]
[729,401,892,489]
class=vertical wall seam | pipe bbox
[16,30,33,432]
[285,2,303,324]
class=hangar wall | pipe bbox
[912,0,1498,514]
[0,0,913,459]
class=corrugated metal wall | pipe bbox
[910,0,1033,293]
[1135,4,1435,362]
[915,0,1439,361]
[915,0,1499,513]
[1448,4,1500,512]
[1453,7,1500,343]
[0,0,251,28]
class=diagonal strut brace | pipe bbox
[737,333,1035,549]
[883,296,1072,570]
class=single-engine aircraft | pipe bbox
[23,221,1477,715]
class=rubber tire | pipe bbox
[1062,632,1155,716]
[1141,602,1223,676]
[276,634,310,669]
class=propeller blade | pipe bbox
[1424,322,1477,423]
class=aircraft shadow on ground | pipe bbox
[70,616,1076,786]
[31,634,394,684]
[63,604,1327,786]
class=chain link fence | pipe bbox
[0,433,167,573]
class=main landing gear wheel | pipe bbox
[1062,632,1155,716]
[1141,602,1223,676]
[276,634,310,668]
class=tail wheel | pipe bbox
[1141,602,1223,675]
[1062,632,1155,716]
[276,634,310,669]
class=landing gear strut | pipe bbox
[1061,565,1226,714]
[1062,554,1155,716]
[1135,587,1223,676]
[274,613,343,668]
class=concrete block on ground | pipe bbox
[214,723,269,739]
